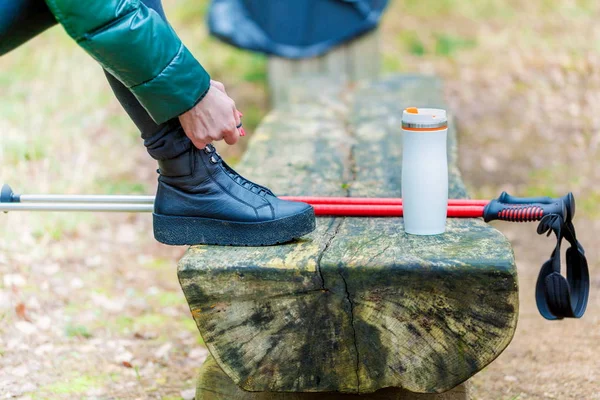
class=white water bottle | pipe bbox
[401,107,448,235]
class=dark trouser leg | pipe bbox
[103,73,192,160]
[102,0,193,160]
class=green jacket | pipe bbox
[44,0,210,124]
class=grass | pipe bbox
[434,34,477,57]
[65,324,93,339]
[157,291,184,307]
[37,375,103,396]
[397,0,516,19]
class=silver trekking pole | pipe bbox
[1,184,154,213]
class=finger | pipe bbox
[237,110,245,135]
[223,123,240,146]
[192,138,209,150]
[233,107,242,127]
[223,133,240,145]
[210,80,227,94]
[237,122,245,137]
[233,105,243,138]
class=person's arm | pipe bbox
[0,0,57,56]
[44,0,210,125]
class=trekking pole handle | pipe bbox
[483,199,567,223]
[1,184,17,203]
[498,191,575,223]
[498,192,554,204]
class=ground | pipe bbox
[0,0,599,399]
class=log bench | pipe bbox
[178,75,519,399]
[267,30,380,107]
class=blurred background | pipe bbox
[0,0,598,398]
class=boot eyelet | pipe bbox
[204,146,213,154]
[210,156,218,164]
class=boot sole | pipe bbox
[153,207,316,246]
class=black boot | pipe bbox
[153,144,316,246]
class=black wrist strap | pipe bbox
[535,214,589,319]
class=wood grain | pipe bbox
[267,30,380,107]
[179,76,518,395]
[196,355,469,400]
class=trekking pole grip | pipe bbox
[498,191,575,223]
[1,184,17,203]
[483,199,567,223]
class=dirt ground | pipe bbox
[439,33,600,396]
[1,1,599,399]
[468,223,600,400]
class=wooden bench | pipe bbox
[178,75,519,399]
[267,30,380,107]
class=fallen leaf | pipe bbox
[134,332,157,340]
[122,361,133,368]
[15,303,31,321]
[115,351,134,364]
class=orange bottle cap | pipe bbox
[402,108,448,131]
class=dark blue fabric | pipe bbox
[208,0,388,58]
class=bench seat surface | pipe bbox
[178,76,518,394]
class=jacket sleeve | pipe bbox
[44,0,211,124]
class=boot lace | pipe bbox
[204,144,274,197]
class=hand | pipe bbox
[210,80,246,137]
[178,80,242,149]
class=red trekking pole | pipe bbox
[0,185,588,319]
[280,195,569,223]
[0,184,571,223]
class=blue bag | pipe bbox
[207,0,389,59]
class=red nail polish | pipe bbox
[240,128,246,136]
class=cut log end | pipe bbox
[179,75,518,395]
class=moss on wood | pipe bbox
[179,76,518,395]
[196,355,470,400]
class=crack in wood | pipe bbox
[187,77,518,395]
[339,270,361,393]
[316,87,364,392]
[316,218,343,291]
